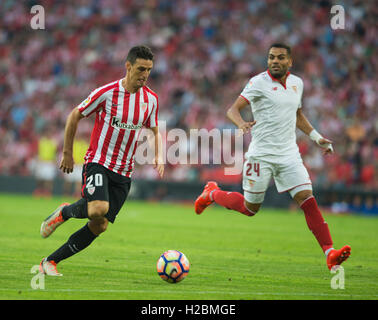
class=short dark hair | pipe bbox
[269,43,291,56]
[126,45,154,64]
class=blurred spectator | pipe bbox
[62,131,89,197]
[348,194,378,215]
[31,126,58,197]
[0,0,376,197]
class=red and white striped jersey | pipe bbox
[77,79,159,177]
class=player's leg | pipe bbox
[291,187,334,253]
[233,157,272,216]
[292,189,351,269]
[39,197,89,239]
[210,187,258,216]
[194,182,258,216]
[195,157,270,216]
[275,162,333,252]
[63,164,110,220]
[243,194,263,215]
[276,161,351,269]
[88,216,109,235]
[102,170,131,224]
[40,164,110,275]
[205,185,265,216]
[40,202,71,238]
[41,209,110,275]
[41,221,99,275]
[40,164,104,238]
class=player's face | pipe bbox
[126,58,153,90]
[267,47,292,79]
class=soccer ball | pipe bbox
[157,250,190,283]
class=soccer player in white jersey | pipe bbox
[39,45,164,276]
[195,43,351,271]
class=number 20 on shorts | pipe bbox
[86,173,103,188]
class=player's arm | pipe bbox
[60,108,84,173]
[296,108,333,154]
[226,96,256,134]
[149,126,164,178]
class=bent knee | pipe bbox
[88,218,108,235]
[293,189,313,206]
[88,201,109,219]
[244,201,261,215]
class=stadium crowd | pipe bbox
[0,0,376,210]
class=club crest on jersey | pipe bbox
[111,116,143,130]
[292,85,297,93]
[87,186,95,195]
[141,102,148,111]
[248,179,255,187]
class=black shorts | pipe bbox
[81,163,131,223]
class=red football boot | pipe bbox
[39,258,63,276]
[327,245,351,270]
[40,203,70,238]
[194,181,219,214]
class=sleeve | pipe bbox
[298,80,304,109]
[77,87,107,117]
[239,77,262,105]
[145,95,159,128]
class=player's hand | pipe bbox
[59,154,74,174]
[318,138,334,155]
[238,120,256,135]
[153,157,164,178]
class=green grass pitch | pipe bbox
[0,193,377,300]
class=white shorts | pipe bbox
[242,155,312,204]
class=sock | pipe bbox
[62,198,88,221]
[300,196,333,253]
[211,190,255,216]
[324,247,334,257]
[47,223,97,264]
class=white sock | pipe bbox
[325,248,334,257]
[209,189,216,202]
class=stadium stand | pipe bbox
[0,0,376,212]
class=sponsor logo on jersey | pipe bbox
[111,116,143,130]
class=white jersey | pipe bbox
[240,70,304,161]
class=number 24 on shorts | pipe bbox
[246,162,260,177]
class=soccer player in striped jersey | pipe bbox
[195,43,351,271]
[39,45,164,276]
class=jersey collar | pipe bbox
[267,69,290,89]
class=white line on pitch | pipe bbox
[0,288,377,298]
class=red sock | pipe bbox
[212,190,255,216]
[300,196,333,253]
